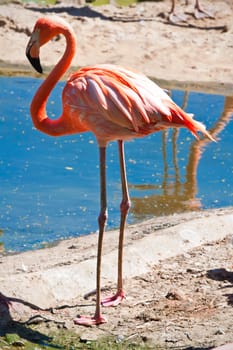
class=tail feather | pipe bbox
[166,100,215,141]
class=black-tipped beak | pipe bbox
[26,51,43,74]
[26,28,43,74]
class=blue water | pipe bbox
[0,76,232,252]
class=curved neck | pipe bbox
[30,27,76,136]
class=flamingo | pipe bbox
[26,16,214,326]
[169,0,214,23]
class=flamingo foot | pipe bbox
[194,8,215,19]
[169,12,188,24]
[101,290,125,307]
[74,314,107,326]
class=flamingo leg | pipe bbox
[74,147,108,326]
[101,140,130,307]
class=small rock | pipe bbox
[116,334,124,343]
[215,329,225,335]
[166,289,186,301]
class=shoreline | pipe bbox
[1,63,233,96]
[1,207,233,304]
[0,206,233,257]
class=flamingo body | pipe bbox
[26,16,214,326]
[62,64,209,146]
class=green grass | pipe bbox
[90,0,137,7]
[21,0,57,4]
[0,329,156,350]
[20,0,138,6]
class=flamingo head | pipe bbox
[26,16,70,74]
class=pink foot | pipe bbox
[74,314,107,326]
[169,12,188,24]
[194,8,215,19]
[101,290,125,307]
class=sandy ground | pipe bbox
[1,1,233,349]
[0,0,233,92]
[1,208,233,349]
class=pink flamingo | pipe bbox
[169,0,214,23]
[26,17,214,326]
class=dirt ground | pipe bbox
[0,0,233,349]
[1,209,233,349]
[0,0,233,91]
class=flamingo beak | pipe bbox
[26,51,43,74]
[26,31,43,74]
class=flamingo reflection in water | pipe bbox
[131,94,233,220]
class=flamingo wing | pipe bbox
[64,64,213,144]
